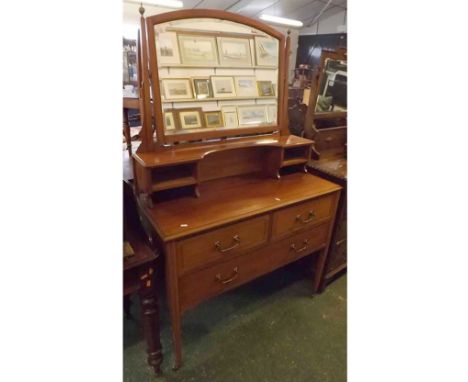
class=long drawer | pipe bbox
[177,215,270,274]
[179,222,330,312]
[271,194,335,240]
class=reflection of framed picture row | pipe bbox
[192,78,213,99]
[163,110,177,130]
[178,34,218,66]
[178,108,204,129]
[266,104,277,123]
[217,37,252,67]
[257,80,275,97]
[234,76,257,97]
[211,76,236,98]
[237,105,268,126]
[161,78,193,100]
[254,36,279,67]
[155,31,181,65]
[222,107,239,128]
[155,31,279,69]
[204,111,224,128]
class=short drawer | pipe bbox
[179,222,330,312]
[177,215,270,274]
[271,194,335,240]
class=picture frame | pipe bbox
[164,110,177,130]
[211,76,236,98]
[161,78,193,100]
[255,36,279,67]
[155,31,180,65]
[222,109,239,128]
[266,104,277,124]
[217,37,252,67]
[237,105,268,126]
[192,78,213,99]
[204,111,224,128]
[178,34,218,66]
[234,76,258,97]
[257,80,275,97]
[178,108,204,129]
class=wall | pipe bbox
[300,9,347,35]
[295,33,347,68]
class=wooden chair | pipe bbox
[123,181,163,375]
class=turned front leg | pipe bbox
[139,266,163,375]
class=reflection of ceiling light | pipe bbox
[259,14,303,28]
[125,0,183,9]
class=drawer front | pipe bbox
[272,194,335,240]
[177,215,270,274]
[179,222,330,312]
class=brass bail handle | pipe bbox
[296,210,316,223]
[215,267,239,284]
[214,235,241,253]
[290,239,309,253]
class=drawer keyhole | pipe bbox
[296,211,316,224]
[214,235,241,253]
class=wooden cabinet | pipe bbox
[132,7,343,370]
[140,173,341,368]
[304,48,347,290]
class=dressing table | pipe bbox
[132,8,342,370]
[304,49,347,290]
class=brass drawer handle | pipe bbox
[215,267,239,284]
[214,235,240,253]
[295,211,316,223]
[290,239,309,253]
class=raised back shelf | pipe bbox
[133,135,313,202]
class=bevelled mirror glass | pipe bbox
[315,58,347,113]
[153,18,280,135]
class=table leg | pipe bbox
[123,108,132,155]
[139,266,163,375]
[312,248,328,294]
[165,242,183,370]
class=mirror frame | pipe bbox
[307,48,347,121]
[142,9,289,146]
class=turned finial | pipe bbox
[139,3,145,16]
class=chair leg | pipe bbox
[139,266,163,375]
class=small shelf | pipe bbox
[281,146,310,168]
[151,163,197,193]
[162,96,277,103]
[152,176,197,192]
[281,158,307,167]
[159,64,277,70]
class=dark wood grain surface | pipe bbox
[143,172,340,241]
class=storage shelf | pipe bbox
[281,158,308,167]
[152,176,197,192]
[159,64,277,70]
[162,96,277,103]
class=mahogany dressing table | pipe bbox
[132,8,342,370]
[304,49,347,290]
